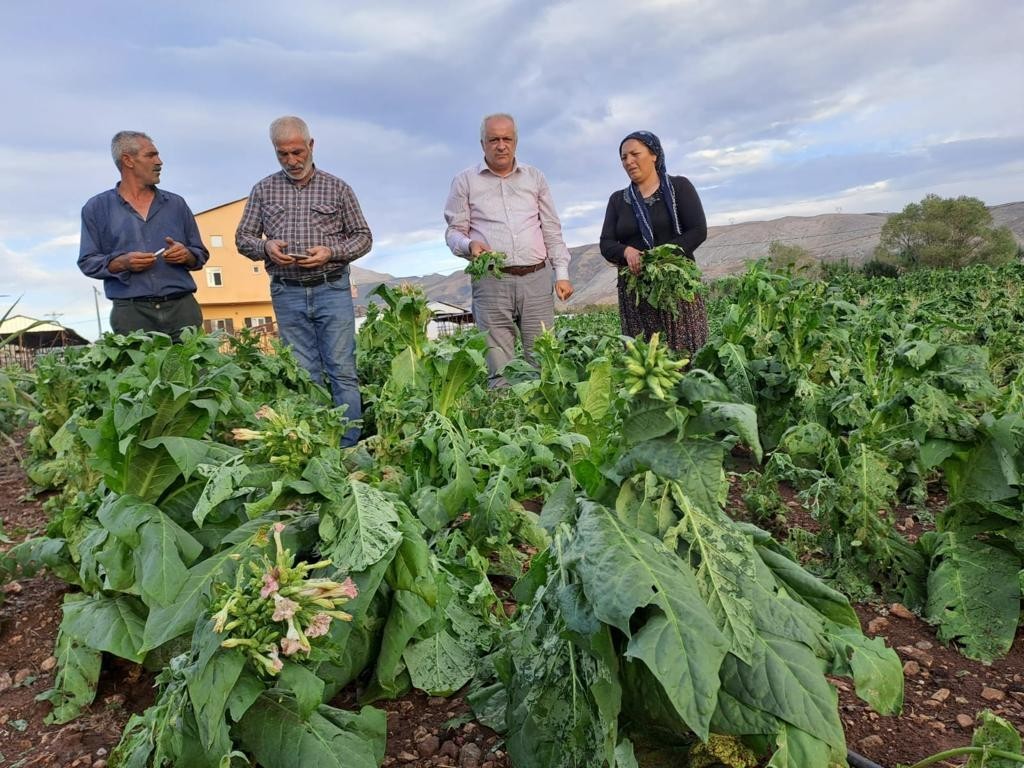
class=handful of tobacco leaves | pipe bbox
[465,250,507,281]
[622,243,705,317]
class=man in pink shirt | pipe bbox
[444,113,574,386]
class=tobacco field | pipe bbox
[1,261,1023,768]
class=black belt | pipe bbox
[498,261,547,276]
[273,269,347,287]
[122,291,191,303]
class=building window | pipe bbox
[245,316,272,328]
[203,318,235,334]
[206,267,223,287]
[252,265,261,274]
[210,235,224,248]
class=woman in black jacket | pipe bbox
[599,130,709,354]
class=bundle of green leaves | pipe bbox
[465,250,507,281]
[210,522,357,675]
[623,243,705,316]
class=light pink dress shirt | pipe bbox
[443,161,571,281]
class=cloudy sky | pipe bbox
[2,0,1022,340]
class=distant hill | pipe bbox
[351,202,1024,310]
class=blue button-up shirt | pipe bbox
[78,184,209,299]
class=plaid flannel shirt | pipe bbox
[235,167,372,279]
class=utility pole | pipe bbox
[93,286,103,338]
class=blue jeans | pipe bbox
[270,271,361,446]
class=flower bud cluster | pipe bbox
[209,522,357,675]
[230,403,322,474]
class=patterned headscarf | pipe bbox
[619,130,681,248]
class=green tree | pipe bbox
[876,194,1017,269]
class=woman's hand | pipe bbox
[624,246,644,275]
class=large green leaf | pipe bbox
[140,436,241,482]
[140,542,248,652]
[136,512,203,607]
[190,458,252,527]
[187,630,245,751]
[615,437,727,523]
[61,593,146,663]
[124,442,187,503]
[943,414,1023,511]
[373,589,433,697]
[403,629,476,696]
[766,723,839,768]
[719,633,845,751]
[715,342,756,404]
[620,400,677,445]
[754,539,859,629]
[233,698,385,768]
[40,626,102,724]
[966,710,1024,768]
[826,624,903,716]
[615,472,676,538]
[569,502,728,739]
[667,485,758,664]
[319,479,403,572]
[925,531,1022,661]
[688,401,763,462]
[278,662,327,720]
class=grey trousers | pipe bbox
[110,293,202,343]
[471,266,554,387]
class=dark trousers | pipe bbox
[110,293,203,343]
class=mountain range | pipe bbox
[351,202,1024,311]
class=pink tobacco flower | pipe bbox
[305,612,332,638]
[279,636,304,656]
[254,404,278,421]
[283,616,312,655]
[260,568,281,598]
[272,595,300,621]
[338,577,358,600]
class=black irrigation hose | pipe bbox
[848,749,887,768]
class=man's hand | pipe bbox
[162,237,196,267]
[296,246,332,269]
[265,239,293,266]
[110,251,156,273]
[468,240,490,259]
[555,280,574,301]
[624,246,644,275]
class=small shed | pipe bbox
[427,301,474,338]
[0,315,90,368]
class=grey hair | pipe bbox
[111,131,152,171]
[480,113,517,142]
[270,116,311,144]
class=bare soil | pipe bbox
[2,446,1021,768]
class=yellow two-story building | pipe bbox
[192,198,275,334]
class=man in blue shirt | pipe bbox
[78,131,209,341]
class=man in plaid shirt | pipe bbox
[236,116,372,446]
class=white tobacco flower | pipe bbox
[231,428,264,442]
